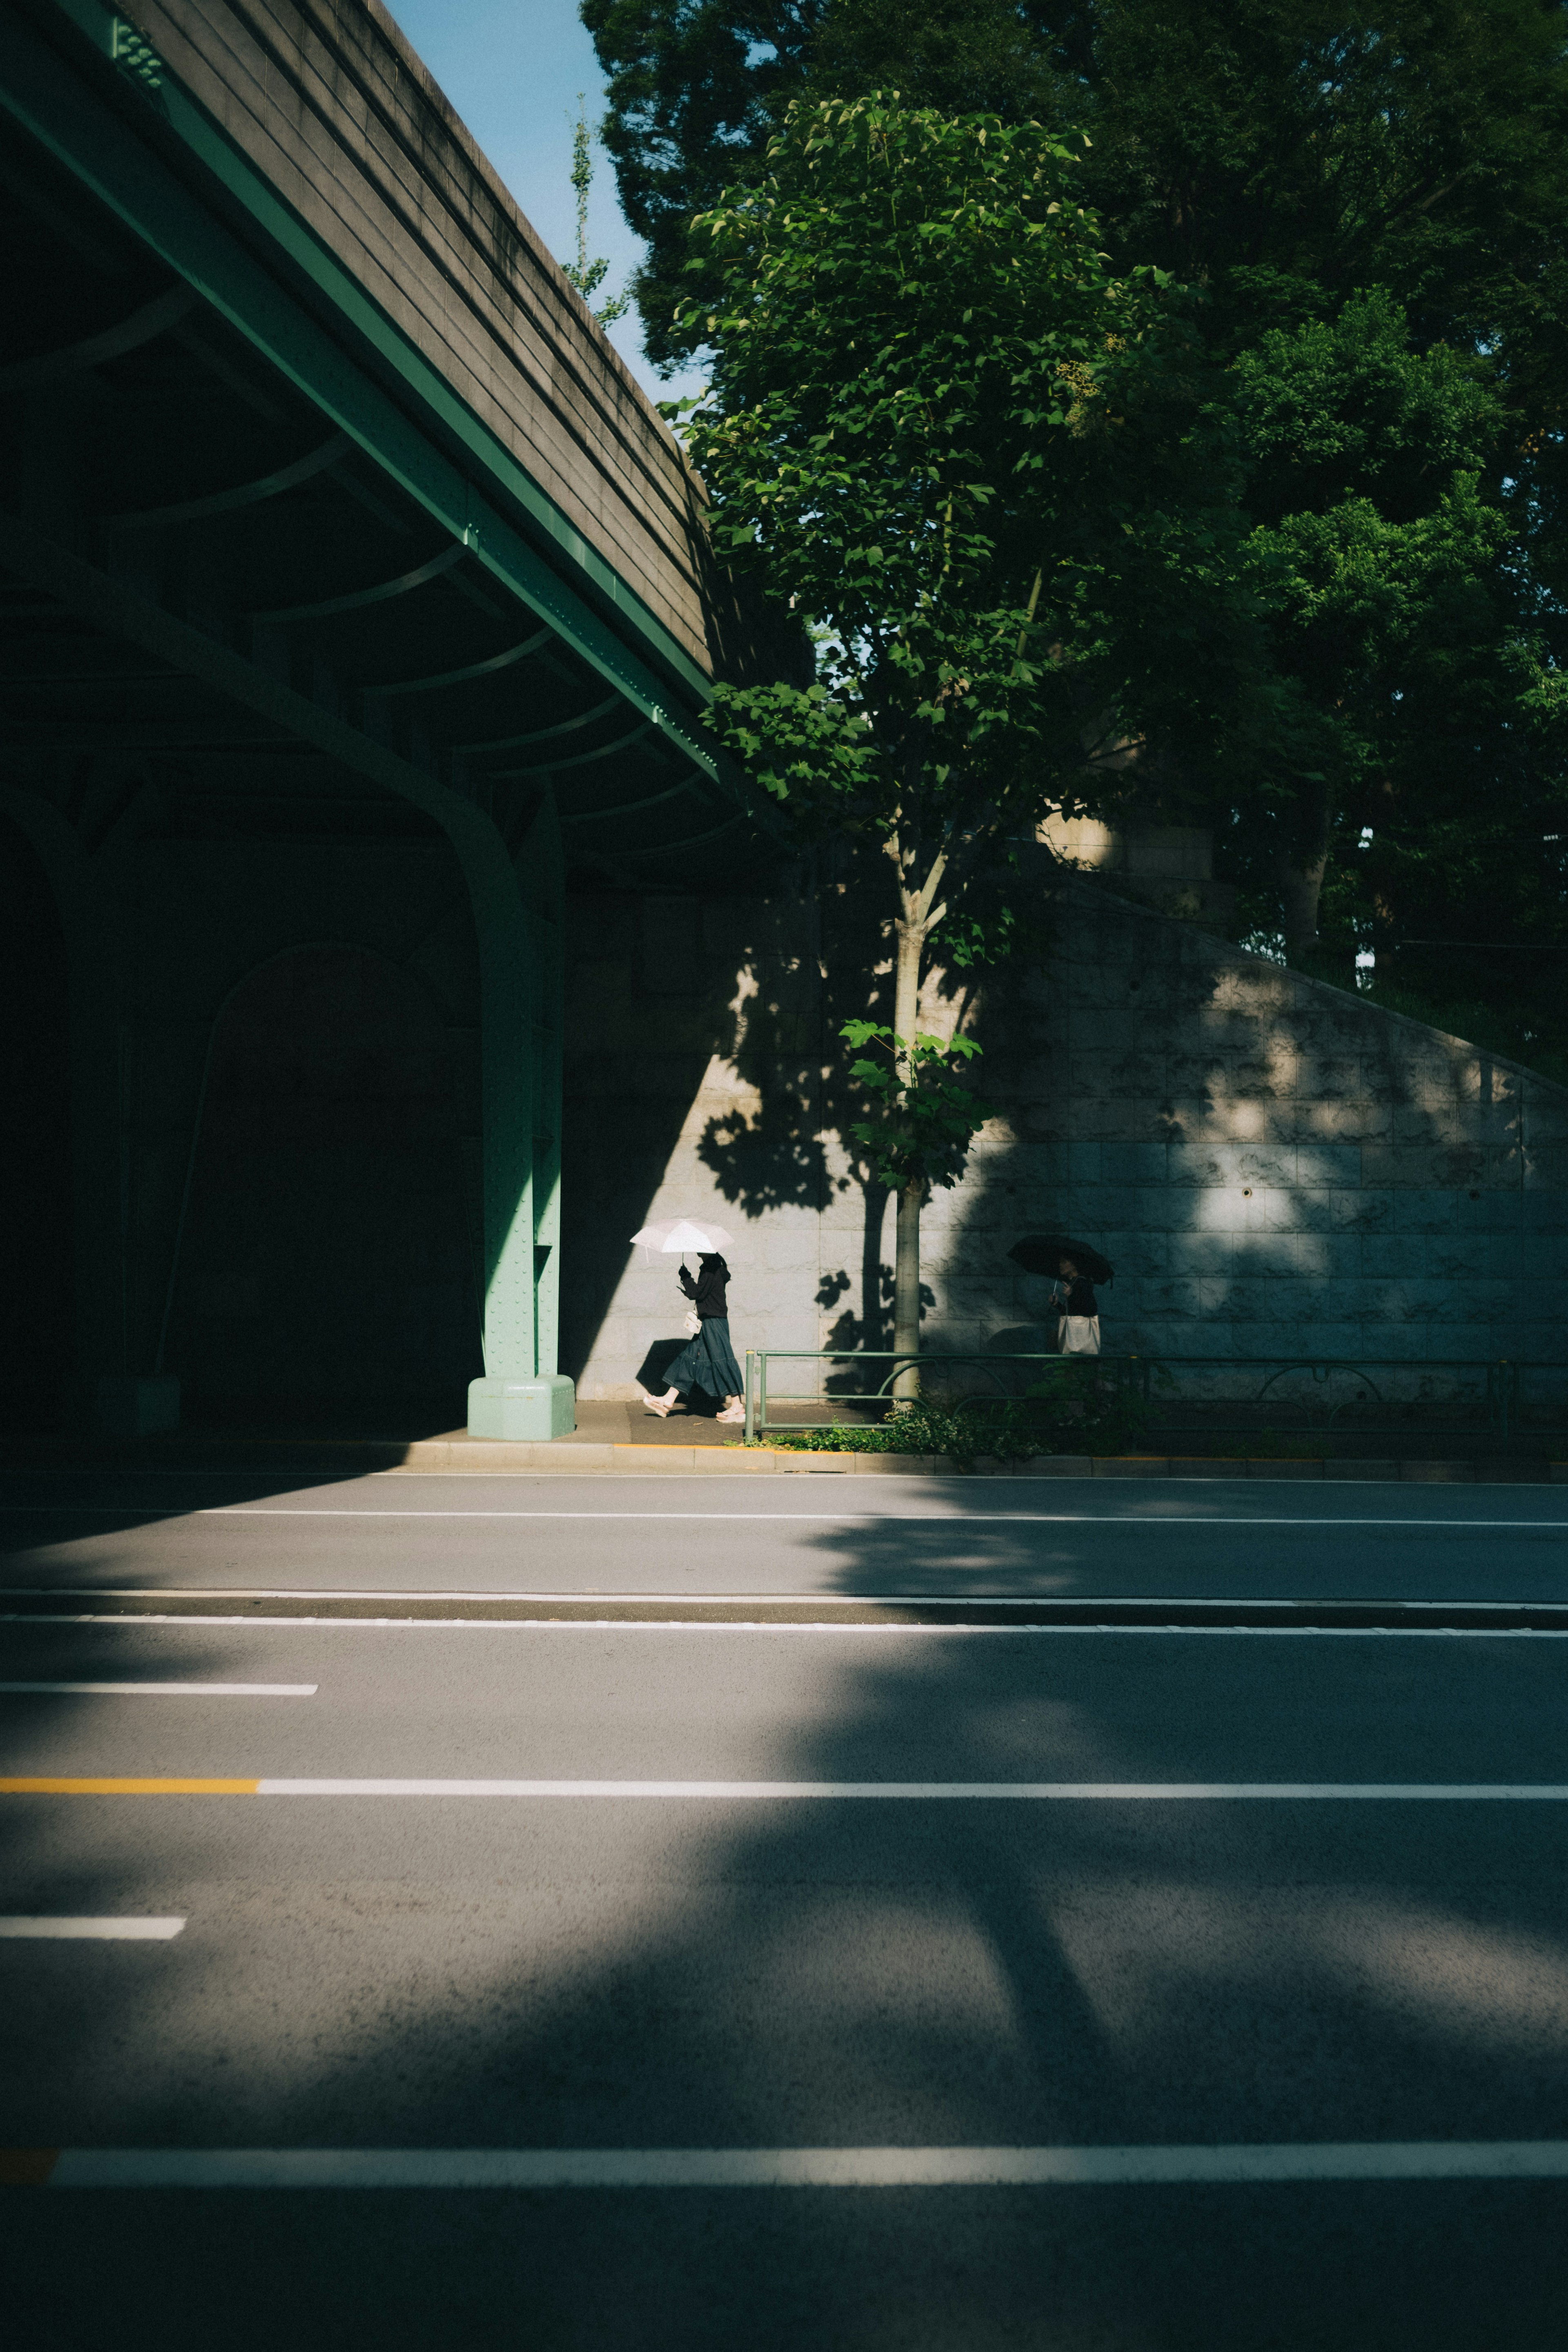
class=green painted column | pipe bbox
[527,795,565,1388]
[459,794,574,1440]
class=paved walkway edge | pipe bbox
[382,1443,1568,1482]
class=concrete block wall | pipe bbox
[562,875,1568,1396]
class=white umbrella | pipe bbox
[629,1217,736,1254]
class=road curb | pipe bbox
[387,1444,1561,1482]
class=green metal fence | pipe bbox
[741,1350,1568,1447]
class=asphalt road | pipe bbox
[2,1468,1568,1600]
[5,1471,1568,2347]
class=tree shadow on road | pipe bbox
[7,1544,1568,2348]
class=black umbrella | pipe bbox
[1009,1234,1115,1285]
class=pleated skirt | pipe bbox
[663,1317,744,1399]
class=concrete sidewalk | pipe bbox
[3,1402,1564,1479]
[383,1443,1567,1480]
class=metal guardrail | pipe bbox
[741,1350,1568,1445]
[742,1351,1079,1443]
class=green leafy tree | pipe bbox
[839,1021,990,1392]
[587,0,1568,1052]
[677,95,1251,1378]
[561,99,631,325]
[1225,287,1527,957]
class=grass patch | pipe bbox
[750,1365,1156,1472]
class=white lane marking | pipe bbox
[3,1506,1562,1526]
[250,1779,1568,1799]
[9,1587,1567,1610]
[192,1510,1568,1526]
[0,1615,1565,1638]
[0,1682,316,1695]
[39,2141,1568,2188]
[0,1917,184,1940]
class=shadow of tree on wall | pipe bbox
[562,855,909,1382]
[931,875,1567,1414]
[555,847,1560,1405]
[562,848,1057,1393]
[692,848,924,1361]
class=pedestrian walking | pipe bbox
[1051,1255,1101,1356]
[642,1251,746,1423]
[1007,1234,1113,1357]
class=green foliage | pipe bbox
[840,1020,991,1191]
[675,95,1250,929]
[1217,289,1525,855]
[579,0,827,368]
[756,1360,1157,1466]
[757,1399,1035,1466]
[587,0,1568,1067]
[1216,283,1566,1016]
[1022,1357,1158,1453]
[561,100,631,325]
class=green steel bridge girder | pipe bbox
[9,0,736,781]
[0,0,779,1421]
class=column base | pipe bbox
[467,1374,576,1441]
[94,1374,180,1437]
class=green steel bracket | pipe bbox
[108,12,158,88]
[49,0,163,89]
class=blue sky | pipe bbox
[385,0,699,406]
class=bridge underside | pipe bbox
[0,0,763,1437]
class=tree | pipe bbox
[677,96,1250,1383]
[1225,287,1526,960]
[577,0,826,366]
[560,99,631,325]
[586,0,1568,1053]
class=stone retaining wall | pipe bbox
[563,871,1568,1397]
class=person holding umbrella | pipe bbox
[1050,1255,1101,1356]
[632,1218,746,1425]
[1007,1233,1113,1358]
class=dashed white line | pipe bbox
[0,1682,316,1695]
[0,1917,185,1940]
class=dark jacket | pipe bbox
[679,1255,730,1319]
[1058,1276,1098,1318]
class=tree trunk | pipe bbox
[892,1177,922,1404]
[891,911,924,1404]
[1277,849,1327,963]
[1277,782,1331,964]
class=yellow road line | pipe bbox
[0,1778,258,1795]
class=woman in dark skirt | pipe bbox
[643,1253,746,1424]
